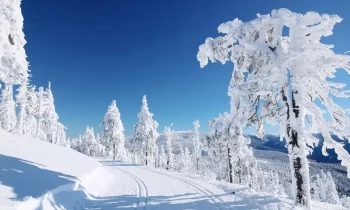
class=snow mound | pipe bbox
[0,130,113,210]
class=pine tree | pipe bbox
[132,95,159,166]
[13,81,28,134]
[0,83,16,131]
[35,87,45,139]
[310,170,340,205]
[23,85,38,137]
[41,82,60,143]
[82,126,97,156]
[192,120,201,172]
[164,124,175,170]
[101,100,126,160]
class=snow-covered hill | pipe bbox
[0,130,113,210]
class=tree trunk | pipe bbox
[196,158,199,172]
[166,159,169,170]
[228,147,233,183]
[13,101,25,134]
[146,151,148,166]
[282,88,310,207]
[113,143,116,160]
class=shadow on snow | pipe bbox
[0,154,76,201]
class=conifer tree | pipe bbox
[101,100,126,160]
[132,95,159,166]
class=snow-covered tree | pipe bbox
[82,126,98,156]
[132,95,159,166]
[0,0,29,133]
[0,0,29,86]
[310,170,340,205]
[164,124,175,170]
[192,120,201,172]
[101,100,126,160]
[13,81,27,134]
[197,9,350,206]
[0,83,16,131]
[23,85,38,137]
[41,82,59,143]
[183,147,191,173]
[35,87,45,139]
[158,145,167,169]
[177,143,185,171]
[205,112,257,187]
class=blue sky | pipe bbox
[21,0,350,137]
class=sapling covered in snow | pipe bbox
[205,113,257,186]
[310,170,340,205]
[41,82,60,143]
[22,85,38,137]
[192,120,202,172]
[132,95,159,166]
[101,100,126,160]
[197,8,350,206]
[82,126,98,156]
[164,124,175,170]
[0,83,16,131]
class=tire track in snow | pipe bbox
[115,167,149,210]
[140,167,229,210]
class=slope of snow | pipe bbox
[77,159,344,210]
[0,130,113,210]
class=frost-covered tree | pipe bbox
[197,9,350,206]
[132,95,159,166]
[192,120,202,172]
[159,145,167,169]
[164,124,175,170]
[0,0,29,133]
[82,126,98,156]
[205,113,257,186]
[0,0,29,86]
[310,170,340,205]
[35,87,45,139]
[101,100,126,160]
[41,82,60,143]
[13,81,27,134]
[183,147,191,173]
[177,143,185,171]
[0,84,16,131]
[23,85,38,137]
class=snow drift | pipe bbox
[0,130,113,210]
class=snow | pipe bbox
[0,130,347,209]
[0,130,113,210]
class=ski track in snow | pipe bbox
[139,167,228,210]
[93,160,227,210]
[114,167,149,210]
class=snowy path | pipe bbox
[79,160,345,210]
[82,160,229,210]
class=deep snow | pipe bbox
[0,130,113,209]
[0,131,346,209]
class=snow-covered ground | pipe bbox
[0,131,346,209]
[0,130,113,210]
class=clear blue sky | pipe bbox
[21,0,350,137]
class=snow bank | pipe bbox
[0,130,113,210]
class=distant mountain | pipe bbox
[126,131,350,164]
[247,133,350,164]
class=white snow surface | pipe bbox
[0,130,346,209]
[0,130,113,210]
